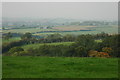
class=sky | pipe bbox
[2,2,118,21]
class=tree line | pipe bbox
[2,32,120,57]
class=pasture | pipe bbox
[21,40,102,50]
[2,56,118,78]
[21,42,74,50]
[2,37,21,44]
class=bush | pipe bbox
[102,47,113,54]
[9,47,24,54]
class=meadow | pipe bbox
[2,37,21,44]
[21,42,75,50]
[2,56,118,78]
[21,40,101,50]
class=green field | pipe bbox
[2,37,21,43]
[95,39,102,43]
[22,42,74,50]
[21,40,102,50]
[3,56,118,78]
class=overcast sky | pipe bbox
[2,2,118,21]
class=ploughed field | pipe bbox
[3,56,118,78]
[52,25,96,31]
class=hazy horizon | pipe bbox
[2,2,118,21]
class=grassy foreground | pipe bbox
[3,56,118,78]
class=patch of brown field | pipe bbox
[52,26,96,31]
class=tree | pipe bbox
[21,32,32,39]
[37,44,50,56]
[3,32,12,40]
[63,34,76,42]
[102,35,119,57]
[96,32,109,39]
[75,46,86,57]
[75,34,96,53]
[45,33,62,42]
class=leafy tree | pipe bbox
[96,32,109,39]
[3,32,12,40]
[45,33,62,42]
[62,45,76,57]
[63,34,76,42]
[21,32,32,39]
[75,46,86,57]
[37,44,50,56]
[75,34,96,54]
[102,35,119,57]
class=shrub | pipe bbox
[96,52,110,58]
[75,46,86,57]
[11,51,29,56]
[9,47,24,54]
[102,47,113,55]
[88,50,98,57]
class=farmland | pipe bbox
[52,25,96,31]
[2,56,118,78]
[2,25,118,36]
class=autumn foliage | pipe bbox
[88,50,110,58]
[102,47,113,54]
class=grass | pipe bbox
[0,55,1,79]
[2,37,21,44]
[2,56,118,78]
[21,42,74,50]
[21,40,102,50]
[32,30,103,36]
[95,39,102,43]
